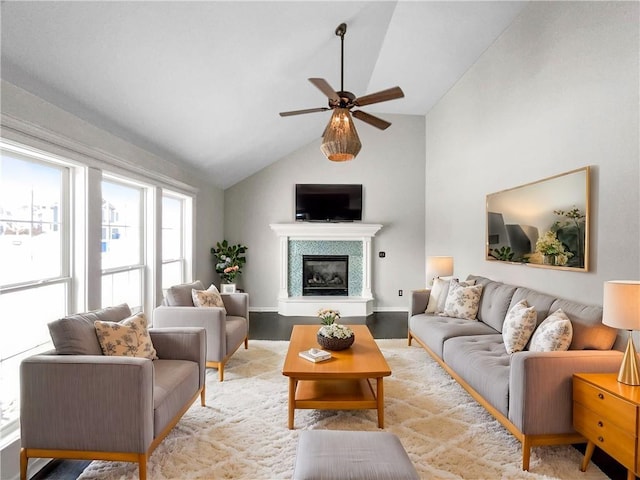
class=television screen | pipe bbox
[295,184,363,222]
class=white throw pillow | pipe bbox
[192,284,227,312]
[442,280,483,321]
[528,309,573,352]
[502,300,537,354]
[425,277,452,313]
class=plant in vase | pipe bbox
[211,240,248,285]
[317,308,354,351]
[535,230,572,266]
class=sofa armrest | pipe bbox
[410,289,430,317]
[508,350,623,435]
[20,354,153,453]
[221,292,249,319]
[149,327,206,387]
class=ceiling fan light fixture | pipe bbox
[320,108,361,162]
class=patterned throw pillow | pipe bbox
[94,313,157,359]
[528,308,573,352]
[502,300,537,354]
[192,284,227,312]
[442,281,483,320]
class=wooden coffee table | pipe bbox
[282,324,392,429]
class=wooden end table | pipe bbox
[282,324,392,429]
[573,372,640,480]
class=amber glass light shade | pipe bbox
[320,108,361,162]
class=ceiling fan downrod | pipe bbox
[336,23,347,93]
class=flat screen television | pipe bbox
[295,184,363,222]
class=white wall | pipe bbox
[424,1,639,304]
[224,113,426,311]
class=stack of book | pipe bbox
[299,348,331,363]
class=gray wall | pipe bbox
[224,113,426,311]
[424,1,639,305]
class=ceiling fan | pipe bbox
[280,23,404,161]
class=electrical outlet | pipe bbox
[398,289,403,296]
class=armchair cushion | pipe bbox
[95,313,158,359]
[165,280,204,306]
[48,303,132,355]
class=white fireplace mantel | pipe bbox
[269,223,382,316]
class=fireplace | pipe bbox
[302,255,348,296]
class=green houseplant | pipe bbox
[211,240,248,283]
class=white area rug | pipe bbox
[78,339,606,479]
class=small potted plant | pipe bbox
[535,231,572,266]
[316,308,354,351]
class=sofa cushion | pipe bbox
[166,280,205,306]
[95,313,158,359]
[474,281,517,332]
[48,304,132,355]
[409,313,498,359]
[549,298,616,350]
[502,300,537,354]
[442,281,483,320]
[153,359,200,435]
[529,309,573,352]
[442,334,510,416]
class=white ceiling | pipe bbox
[1,1,527,188]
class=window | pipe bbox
[161,193,187,289]
[0,148,70,436]
[101,179,144,311]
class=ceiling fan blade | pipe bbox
[354,86,404,107]
[279,107,330,117]
[309,78,340,102]
[352,110,391,130]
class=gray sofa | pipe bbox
[20,304,206,480]
[408,275,624,471]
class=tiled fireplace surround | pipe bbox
[270,223,383,316]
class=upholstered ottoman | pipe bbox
[293,430,419,480]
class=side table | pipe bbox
[573,373,640,480]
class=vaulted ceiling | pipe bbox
[1,1,527,188]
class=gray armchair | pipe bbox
[20,305,206,480]
[153,281,249,381]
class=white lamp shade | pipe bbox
[602,280,640,330]
[425,256,454,286]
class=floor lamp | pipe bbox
[425,256,454,287]
[602,280,640,385]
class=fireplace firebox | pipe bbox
[302,255,348,296]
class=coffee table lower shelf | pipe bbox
[288,377,384,429]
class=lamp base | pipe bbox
[617,331,640,386]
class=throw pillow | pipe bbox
[528,309,573,352]
[425,277,452,314]
[94,313,158,359]
[192,284,227,312]
[502,300,537,354]
[442,281,484,321]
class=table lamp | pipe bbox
[425,256,454,287]
[602,280,640,385]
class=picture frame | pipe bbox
[221,283,236,294]
[486,166,590,271]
